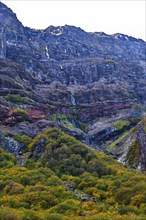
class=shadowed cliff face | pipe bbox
[0,2,146,169]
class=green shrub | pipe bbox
[125,140,140,167]
[118,206,140,215]
[0,148,16,168]
[45,213,63,220]
[12,109,28,120]
[112,120,129,130]
[4,94,29,105]
[13,134,32,145]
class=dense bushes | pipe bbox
[13,134,32,145]
[0,128,146,219]
[0,148,16,168]
[28,128,116,177]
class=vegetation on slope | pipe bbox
[0,128,146,219]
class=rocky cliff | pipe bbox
[0,2,146,169]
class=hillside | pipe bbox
[0,129,146,219]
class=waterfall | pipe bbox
[70,91,76,106]
[45,45,50,58]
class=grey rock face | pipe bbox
[0,2,145,88]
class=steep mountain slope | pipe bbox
[0,2,146,169]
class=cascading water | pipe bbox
[70,91,76,106]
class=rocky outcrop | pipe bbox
[137,122,146,170]
[105,118,146,170]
